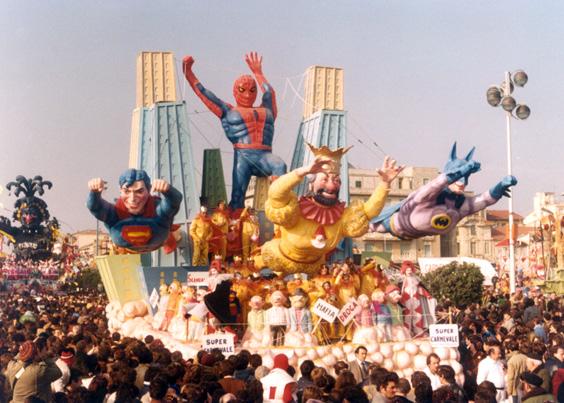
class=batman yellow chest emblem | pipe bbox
[431,214,452,230]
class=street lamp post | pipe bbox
[487,70,530,294]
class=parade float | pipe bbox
[91,51,509,382]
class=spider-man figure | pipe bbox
[183,52,287,209]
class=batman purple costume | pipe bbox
[370,143,517,239]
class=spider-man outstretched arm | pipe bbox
[182,56,230,118]
[245,51,277,119]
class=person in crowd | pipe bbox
[476,340,507,402]
[349,346,371,386]
[422,353,441,391]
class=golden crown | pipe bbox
[306,143,352,173]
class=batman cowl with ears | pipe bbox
[370,142,517,239]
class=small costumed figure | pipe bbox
[266,290,290,346]
[385,284,410,341]
[231,272,251,327]
[242,295,268,347]
[186,288,210,342]
[287,288,315,346]
[211,201,229,261]
[169,285,197,341]
[287,273,307,296]
[159,280,182,332]
[359,259,389,296]
[313,290,339,344]
[240,207,260,263]
[228,290,242,328]
[399,261,436,337]
[311,264,333,291]
[371,289,392,342]
[352,294,377,345]
[189,206,213,266]
[207,259,222,292]
[151,283,170,329]
[335,264,360,308]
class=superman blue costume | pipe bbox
[87,169,182,253]
[183,53,287,209]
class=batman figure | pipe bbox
[370,142,517,239]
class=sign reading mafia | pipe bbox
[312,298,339,323]
[429,324,459,347]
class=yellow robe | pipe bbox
[189,214,213,266]
[260,171,389,276]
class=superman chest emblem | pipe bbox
[431,214,452,230]
[122,225,152,246]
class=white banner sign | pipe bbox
[201,333,235,355]
[338,298,361,326]
[429,324,459,347]
[312,298,340,323]
[186,271,209,286]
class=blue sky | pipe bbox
[0,1,562,231]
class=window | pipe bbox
[398,178,403,189]
[456,242,460,255]
[470,225,476,236]
[423,178,429,185]
[484,241,490,254]
[400,241,411,257]
[355,180,362,188]
[470,241,476,255]
[365,242,374,252]
[424,243,432,257]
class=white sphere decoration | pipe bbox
[405,342,419,356]
[316,346,329,356]
[343,344,354,354]
[367,343,378,354]
[322,354,337,367]
[449,360,463,375]
[289,354,299,367]
[392,342,405,352]
[371,352,384,365]
[395,350,411,370]
[434,347,449,361]
[307,349,318,360]
[413,354,428,370]
[419,342,433,356]
[383,358,394,371]
[332,347,345,360]
[449,348,459,361]
[403,368,414,379]
[295,348,306,358]
[380,344,393,359]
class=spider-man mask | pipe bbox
[233,75,257,107]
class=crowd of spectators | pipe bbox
[0,272,562,402]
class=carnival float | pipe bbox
[91,50,517,381]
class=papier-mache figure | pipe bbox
[240,207,260,263]
[186,288,210,342]
[183,52,287,209]
[189,206,213,266]
[87,169,182,253]
[286,288,315,346]
[159,280,182,332]
[372,290,392,342]
[352,294,378,345]
[385,284,410,341]
[258,144,403,276]
[400,261,436,337]
[210,201,229,261]
[359,259,389,296]
[371,142,517,239]
[266,290,290,346]
[169,285,197,341]
[242,295,268,348]
[151,283,170,329]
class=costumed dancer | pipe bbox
[151,283,170,329]
[266,290,290,346]
[87,169,182,253]
[399,261,436,337]
[258,144,403,276]
[186,288,210,342]
[189,206,213,266]
[359,259,389,297]
[183,52,287,209]
[371,142,517,239]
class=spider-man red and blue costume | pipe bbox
[183,52,287,209]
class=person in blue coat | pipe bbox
[87,169,182,253]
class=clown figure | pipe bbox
[400,261,436,337]
[159,280,182,332]
[352,294,377,345]
[183,52,287,209]
[266,290,290,346]
[371,290,392,342]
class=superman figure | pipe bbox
[87,169,182,253]
[183,52,287,209]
